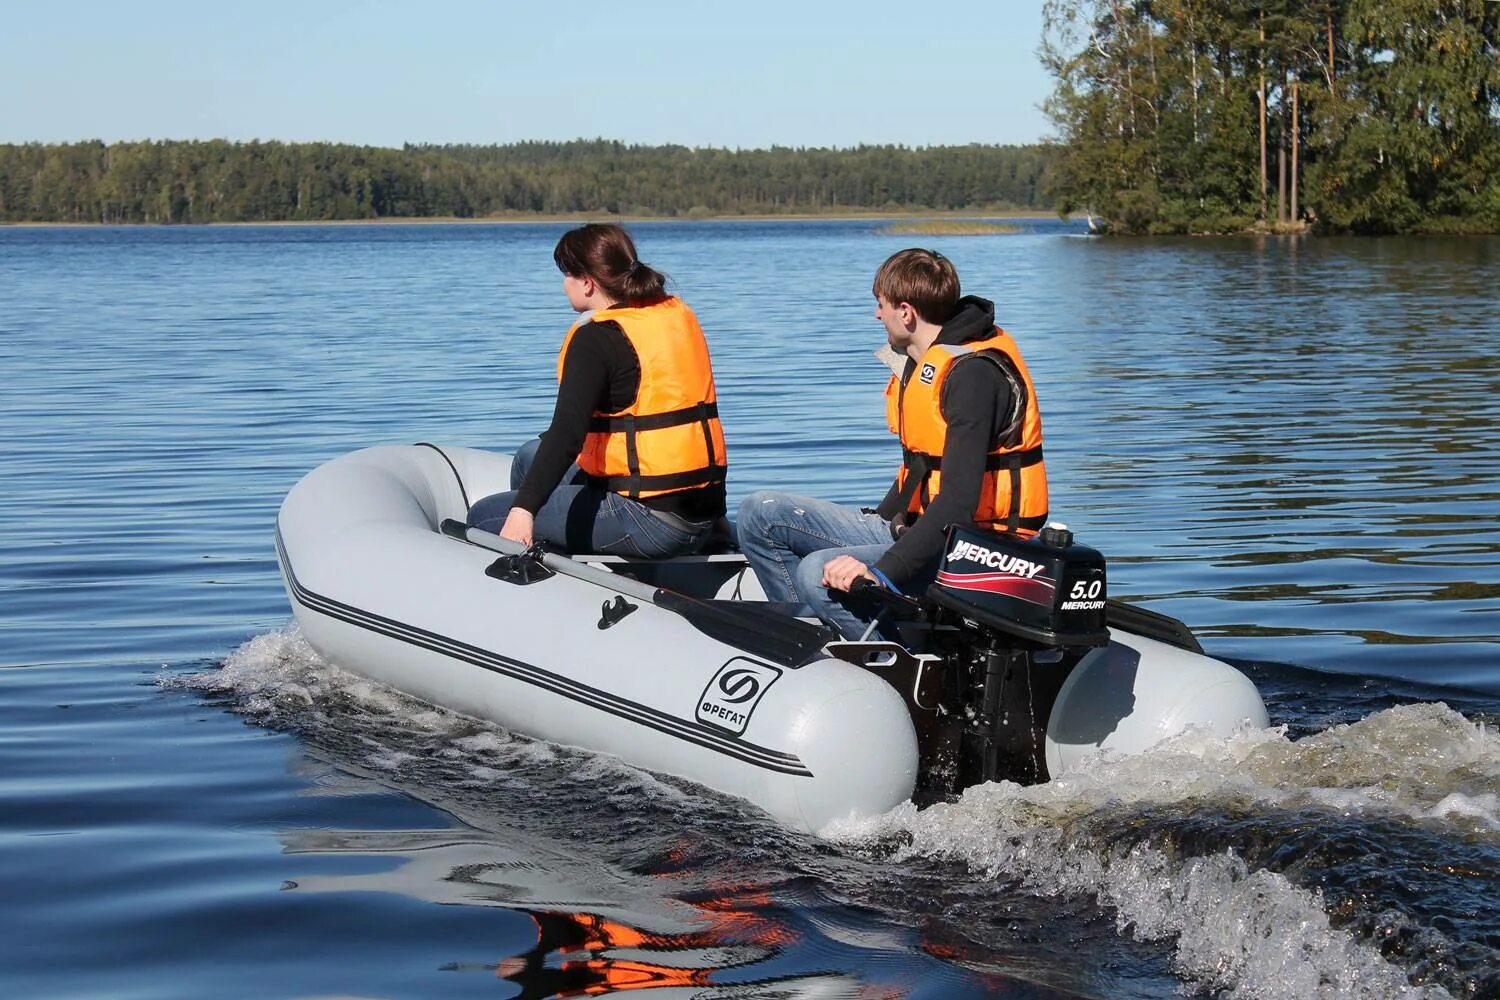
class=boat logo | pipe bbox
[919,363,937,385]
[938,540,1057,607]
[697,657,781,736]
[946,540,1046,579]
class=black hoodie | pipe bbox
[871,295,1019,585]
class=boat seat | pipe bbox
[565,551,750,600]
[438,517,750,599]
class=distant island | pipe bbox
[1040,2,1499,235]
[881,221,1024,236]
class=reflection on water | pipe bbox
[283,828,790,996]
[500,911,711,997]
[495,895,806,998]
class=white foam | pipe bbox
[169,626,413,717]
[363,748,416,772]
[1010,705,1500,833]
[169,626,707,809]
[838,786,1448,999]
[1426,791,1500,825]
[826,706,1498,999]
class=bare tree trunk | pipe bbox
[1326,6,1336,82]
[1191,23,1201,144]
[1277,143,1287,225]
[1277,70,1289,226]
[1259,11,1269,221]
[1116,1,1138,137]
[1291,77,1300,224]
[1148,19,1160,128]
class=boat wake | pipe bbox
[169,626,709,816]
[833,707,1499,999]
[168,628,1500,1000]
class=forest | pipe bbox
[0,140,1053,224]
[5,1,1495,234]
[1040,0,1500,233]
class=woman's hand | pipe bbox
[499,508,535,546]
[822,555,877,593]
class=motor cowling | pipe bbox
[928,522,1110,650]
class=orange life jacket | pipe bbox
[883,328,1048,534]
[557,297,727,500]
[540,912,709,995]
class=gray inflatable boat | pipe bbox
[275,444,1268,833]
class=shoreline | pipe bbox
[8,215,1490,235]
[2,208,1066,228]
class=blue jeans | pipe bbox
[735,491,898,639]
[467,438,713,559]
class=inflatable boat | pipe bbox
[275,444,1268,833]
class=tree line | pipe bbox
[0,139,1054,224]
[1040,0,1500,233]
[10,0,1495,238]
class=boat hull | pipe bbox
[276,445,920,833]
[276,444,1268,831]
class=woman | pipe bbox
[467,223,728,558]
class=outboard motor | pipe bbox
[831,522,1112,803]
[919,522,1110,798]
[931,522,1110,648]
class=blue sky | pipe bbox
[1,1,1055,149]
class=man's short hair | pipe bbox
[873,249,960,324]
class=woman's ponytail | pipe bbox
[553,223,669,305]
[619,257,667,302]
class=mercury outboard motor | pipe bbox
[920,522,1109,797]
[931,522,1110,648]
[835,522,1112,802]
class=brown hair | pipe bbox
[872,248,960,324]
[553,223,669,305]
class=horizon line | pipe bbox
[2,135,1060,153]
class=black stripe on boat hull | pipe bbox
[274,527,814,777]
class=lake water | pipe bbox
[2,220,1497,999]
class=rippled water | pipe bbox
[2,221,1497,999]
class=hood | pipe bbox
[936,295,997,347]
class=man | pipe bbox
[736,248,1048,638]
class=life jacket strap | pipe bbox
[588,401,719,433]
[901,444,1044,473]
[586,465,729,497]
[898,445,1045,526]
[893,449,935,513]
[974,512,1050,533]
[588,402,722,498]
[900,443,1044,479]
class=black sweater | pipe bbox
[514,319,726,522]
[871,296,1020,585]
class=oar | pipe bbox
[439,519,835,667]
